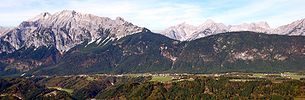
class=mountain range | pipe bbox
[0,10,305,76]
[0,10,147,53]
[162,18,305,41]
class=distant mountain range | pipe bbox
[161,18,305,41]
[0,10,305,76]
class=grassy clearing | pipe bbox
[289,75,304,80]
[172,78,195,82]
[150,76,172,82]
[252,72,305,80]
[86,76,96,81]
[294,97,305,100]
[282,72,305,80]
[48,87,74,94]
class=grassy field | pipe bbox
[294,97,305,100]
[150,76,172,82]
[172,78,195,82]
[282,72,305,80]
[48,87,74,94]
[229,79,258,82]
[250,72,305,80]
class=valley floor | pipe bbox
[0,72,305,100]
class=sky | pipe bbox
[1,0,305,31]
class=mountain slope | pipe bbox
[38,32,305,74]
[0,10,147,53]
[2,31,305,76]
[31,31,180,75]
[272,18,305,35]
[173,32,305,73]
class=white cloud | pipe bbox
[208,0,305,28]
[60,0,204,30]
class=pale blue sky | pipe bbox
[1,0,305,30]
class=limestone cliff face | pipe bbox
[0,10,147,53]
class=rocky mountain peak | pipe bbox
[272,18,305,35]
[115,17,125,21]
[229,21,270,33]
[60,10,76,14]
[0,10,147,53]
[53,10,78,18]
[0,26,12,37]
[28,12,51,22]
[255,21,270,29]
[198,19,227,30]
[202,19,216,25]
[160,22,197,41]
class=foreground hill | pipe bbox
[1,31,305,76]
[173,32,305,73]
